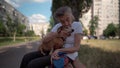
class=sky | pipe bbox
[5,0,52,23]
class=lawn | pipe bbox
[0,37,40,47]
[79,39,120,68]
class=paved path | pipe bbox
[0,41,40,68]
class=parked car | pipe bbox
[99,35,106,40]
[83,36,89,40]
[88,35,97,39]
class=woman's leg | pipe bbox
[73,57,86,68]
[20,51,47,68]
[65,63,73,68]
[27,55,51,68]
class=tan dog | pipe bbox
[38,26,74,55]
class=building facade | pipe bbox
[80,8,92,35]
[0,0,28,28]
[80,0,119,37]
[28,22,49,37]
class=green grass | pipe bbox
[82,39,120,52]
[0,37,40,47]
[1,38,120,68]
[79,39,120,68]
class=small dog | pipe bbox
[38,26,74,55]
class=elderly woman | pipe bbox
[20,6,86,68]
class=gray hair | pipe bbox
[54,6,75,21]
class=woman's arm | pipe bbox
[58,33,83,53]
[58,22,83,53]
[51,33,82,59]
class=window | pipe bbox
[2,5,5,8]
[13,11,17,16]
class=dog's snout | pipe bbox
[71,29,74,32]
[69,29,74,33]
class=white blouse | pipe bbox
[51,21,83,60]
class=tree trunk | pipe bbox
[71,0,80,22]
[118,0,120,39]
[118,22,120,39]
[13,31,16,42]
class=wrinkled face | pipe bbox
[57,26,74,37]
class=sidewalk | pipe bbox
[0,40,40,68]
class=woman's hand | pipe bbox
[51,49,60,60]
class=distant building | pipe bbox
[0,0,28,28]
[28,22,49,37]
[80,8,92,35]
[80,0,119,37]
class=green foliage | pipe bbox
[17,23,26,36]
[6,15,19,36]
[5,15,13,36]
[0,20,6,36]
[114,24,119,36]
[83,29,88,35]
[0,14,28,37]
[119,24,120,39]
[5,15,27,37]
[103,23,117,37]
[47,16,54,32]
[89,16,99,35]
[25,30,35,37]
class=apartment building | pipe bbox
[80,0,119,37]
[80,8,92,35]
[28,22,49,37]
[0,0,28,27]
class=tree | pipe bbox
[0,19,6,36]
[116,24,119,37]
[5,15,13,36]
[51,0,93,24]
[119,0,120,39]
[6,15,19,41]
[25,30,35,37]
[89,16,99,35]
[5,15,25,41]
[103,23,117,38]
[47,16,55,32]
[17,23,26,36]
[40,28,45,39]
[83,29,88,36]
